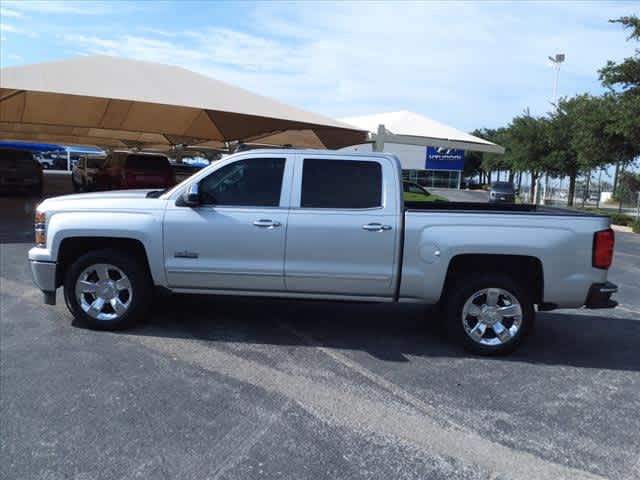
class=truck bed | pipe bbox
[404,201,603,217]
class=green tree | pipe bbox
[600,16,640,94]
[463,128,506,183]
[501,111,550,204]
[479,128,512,182]
[599,15,640,203]
[546,95,618,206]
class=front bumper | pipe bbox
[29,260,57,305]
[585,281,618,309]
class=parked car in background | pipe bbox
[93,152,175,191]
[402,181,445,202]
[489,181,516,204]
[34,153,56,169]
[171,159,209,183]
[29,149,618,356]
[0,147,43,196]
[72,155,106,192]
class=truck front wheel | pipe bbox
[63,248,152,330]
[444,274,534,355]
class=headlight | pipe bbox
[35,211,46,247]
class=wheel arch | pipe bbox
[441,254,544,304]
[56,237,153,288]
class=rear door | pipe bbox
[284,154,401,297]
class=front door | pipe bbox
[164,156,292,291]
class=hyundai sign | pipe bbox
[425,146,464,171]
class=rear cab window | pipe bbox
[125,154,170,170]
[300,159,382,209]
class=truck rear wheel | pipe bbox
[444,274,534,355]
[63,248,152,330]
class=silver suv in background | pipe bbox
[489,181,516,204]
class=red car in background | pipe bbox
[93,152,176,191]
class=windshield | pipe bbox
[0,149,38,168]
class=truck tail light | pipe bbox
[593,229,614,269]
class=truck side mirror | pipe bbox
[179,182,201,207]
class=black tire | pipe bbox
[63,248,152,330]
[443,273,534,355]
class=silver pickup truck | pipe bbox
[28,149,618,355]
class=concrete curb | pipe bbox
[612,224,634,233]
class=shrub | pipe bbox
[633,220,640,234]
[609,212,633,226]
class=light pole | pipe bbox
[543,53,565,204]
[548,53,565,110]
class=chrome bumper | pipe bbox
[29,260,57,305]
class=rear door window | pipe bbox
[301,159,382,209]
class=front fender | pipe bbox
[44,211,166,287]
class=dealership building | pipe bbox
[341,111,503,189]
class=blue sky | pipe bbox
[1,1,638,133]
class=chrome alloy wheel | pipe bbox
[461,288,523,346]
[75,263,132,321]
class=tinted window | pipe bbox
[301,159,382,209]
[87,157,105,169]
[0,148,37,167]
[125,154,170,170]
[491,182,514,192]
[200,158,285,207]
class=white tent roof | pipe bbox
[341,110,504,154]
[0,55,367,150]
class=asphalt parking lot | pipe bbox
[1,194,639,480]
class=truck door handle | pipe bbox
[253,219,281,229]
[362,223,392,232]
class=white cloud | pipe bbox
[0,22,17,32]
[0,21,37,37]
[138,27,176,38]
[0,7,23,18]
[3,1,117,15]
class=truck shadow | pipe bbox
[124,293,640,372]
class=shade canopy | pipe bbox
[0,55,367,150]
[0,140,64,152]
[342,110,504,154]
